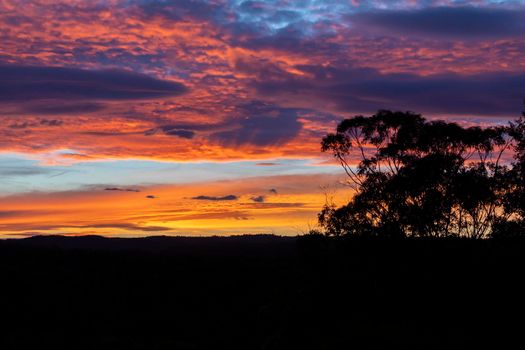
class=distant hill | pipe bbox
[1,234,297,253]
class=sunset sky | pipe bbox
[1,0,524,237]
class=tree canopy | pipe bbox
[319,110,525,238]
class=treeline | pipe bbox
[318,109,525,238]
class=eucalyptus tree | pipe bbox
[319,110,514,238]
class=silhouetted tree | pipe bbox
[492,112,525,238]
[319,110,519,238]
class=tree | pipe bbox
[319,110,514,238]
[492,113,525,238]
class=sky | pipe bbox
[0,0,524,237]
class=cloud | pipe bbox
[144,101,304,147]
[40,119,64,126]
[0,65,188,110]
[105,187,141,192]
[250,195,265,203]
[164,129,195,138]
[210,101,302,146]
[146,195,157,199]
[0,0,523,164]
[7,118,64,129]
[145,124,210,138]
[254,65,525,116]
[135,0,224,22]
[256,162,279,166]
[8,122,34,129]
[25,102,105,115]
[158,126,196,139]
[191,195,238,201]
[352,6,525,40]
[269,188,278,194]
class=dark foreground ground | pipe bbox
[1,235,524,349]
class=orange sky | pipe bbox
[0,174,354,237]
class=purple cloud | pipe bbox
[192,195,238,201]
[351,6,525,40]
[254,64,525,116]
[0,65,187,102]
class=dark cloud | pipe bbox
[192,195,238,201]
[254,65,525,116]
[104,187,141,192]
[8,119,64,129]
[269,188,278,194]
[166,129,195,139]
[352,6,525,40]
[146,195,157,199]
[135,0,224,22]
[145,124,205,138]
[150,107,307,150]
[8,122,34,129]
[160,126,195,139]
[145,101,304,147]
[25,102,105,115]
[40,119,64,126]
[250,195,265,203]
[210,101,302,146]
[210,114,300,146]
[0,64,187,102]
[132,0,338,55]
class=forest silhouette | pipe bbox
[2,234,525,349]
[318,109,525,238]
